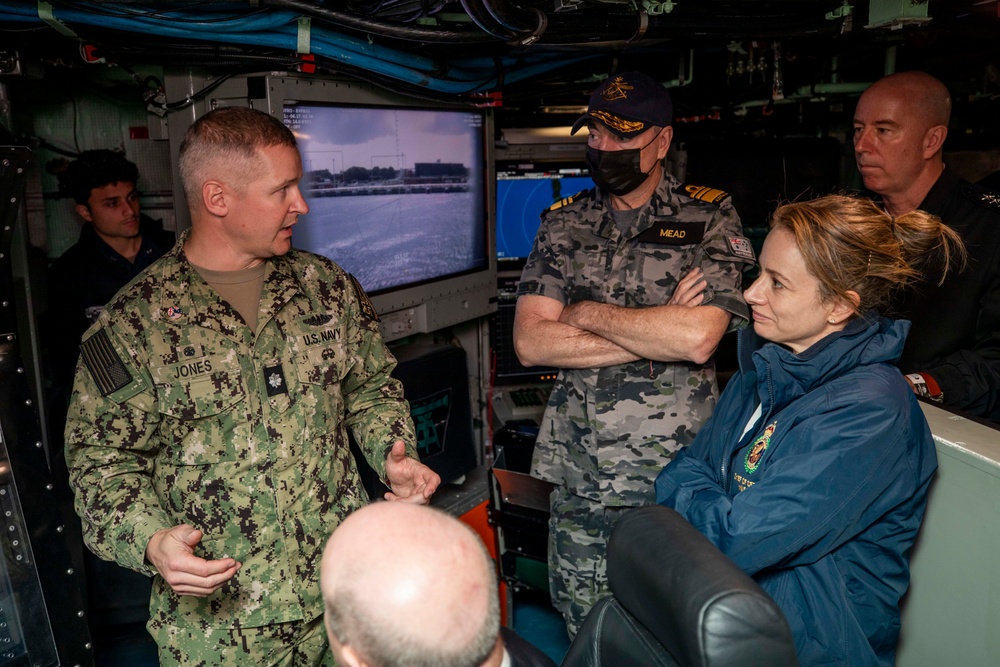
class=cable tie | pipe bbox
[37,1,78,39]
[296,16,311,55]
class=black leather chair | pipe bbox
[562,505,798,667]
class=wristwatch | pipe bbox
[906,372,944,403]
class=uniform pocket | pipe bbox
[295,342,348,432]
[296,342,347,386]
[152,356,246,464]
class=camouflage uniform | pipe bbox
[516,171,752,634]
[64,230,416,662]
[156,614,330,666]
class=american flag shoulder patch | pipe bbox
[80,329,133,397]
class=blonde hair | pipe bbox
[770,194,965,315]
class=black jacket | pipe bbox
[43,215,175,403]
[894,168,1000,422]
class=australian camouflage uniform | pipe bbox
[516,170,754,633]
[64,230,416,648]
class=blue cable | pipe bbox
[0,1,597,93]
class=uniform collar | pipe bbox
[156,229,301,339]
[77,216,172,272]
[739,313,909,413]
[919,166,960,214]
[595,171,684,241]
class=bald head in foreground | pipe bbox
[321,503,503,667]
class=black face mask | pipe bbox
[585,131,661,196]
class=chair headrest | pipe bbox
[606,506,798,667]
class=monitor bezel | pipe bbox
[268,76,497,337]
[285,98,491,297]
[167,72,498,342]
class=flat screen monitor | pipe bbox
[170,74,497,342]
[495,160,592,270]
[287,103,488,296]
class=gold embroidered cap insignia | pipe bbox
[601,76,634,101]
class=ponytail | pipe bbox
[891,208,966,286]
[770,194,966,316]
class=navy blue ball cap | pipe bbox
[571,71,673,140]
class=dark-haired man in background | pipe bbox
[42,149,176,650]
[46,149,175,394]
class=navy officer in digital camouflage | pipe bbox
[64,106,440,665]
[513,71,754,636]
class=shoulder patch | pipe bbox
[543,189,588,216]
[80,329,133,397]
[979,190,1000,210]
[676,183,731,205]
[348,274,379,323]
[961,183,1000,213]
[727,236,757,261]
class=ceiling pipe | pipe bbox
[660,49,695,89]
[262,0,498,43]
[459,0,518,40]
[884,45,898,76]
[535,5,845,46]
[797,82,872,95]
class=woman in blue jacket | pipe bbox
[655,194,964,666]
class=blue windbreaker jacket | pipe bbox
[655,316,937,666]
